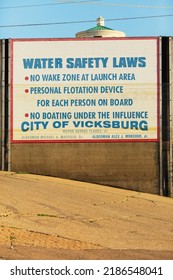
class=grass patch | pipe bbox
[9,235,16,240]
[37,213,57,218]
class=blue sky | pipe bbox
[0,0,173,39]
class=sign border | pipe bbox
[10,37,160,144]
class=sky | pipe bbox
[0,0,173,39]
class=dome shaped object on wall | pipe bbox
[75,17,126,38]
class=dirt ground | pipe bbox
[0,171,173,260]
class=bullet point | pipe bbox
[25,76,29,81]
[25,113,29,117]
[25,89,29,93]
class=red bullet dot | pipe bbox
[25,89,29,93]
[25,76,29,81]
[25,113,29,117]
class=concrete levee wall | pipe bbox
[0,37,164,195]
[170,38,173,196]
[0,41,2,170]
[11,142,160,194]
[9,37,161,195]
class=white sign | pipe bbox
[10,38,160,143]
